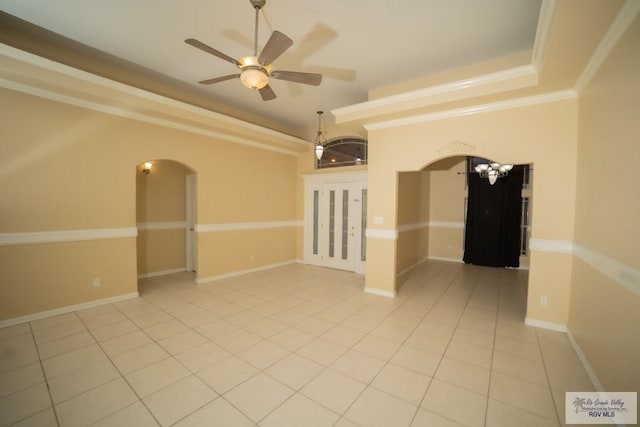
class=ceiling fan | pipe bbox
[185,0,322,101]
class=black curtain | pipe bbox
[463,165,524,268]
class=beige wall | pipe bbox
[0,239,136,320]
[426,157,466,262]
[136,159,192,275]
[365,98,578,323]
[569,15,640,392]
[199,227,297,279]
[136,160,190,224]
[0,88,299,321]
[396,170,430,277]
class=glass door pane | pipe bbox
[341,190,349,260]
[361,189,367,262]
[329,190,335,258]
[313,190,319,255]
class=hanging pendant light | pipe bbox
[314,111,327,161]
[475,161,513,185]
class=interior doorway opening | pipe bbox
[135,159,197,279]
[395,155,533,294]
[407,156,532,270]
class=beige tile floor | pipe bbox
[0,260,596,426]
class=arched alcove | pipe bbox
[135,159,197,280]
[395,154,532,288]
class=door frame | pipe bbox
[303,171,367,274]
[186,174,197,272]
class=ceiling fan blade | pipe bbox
[259,84,277,101]
[185,38,240,66]
[258,31,293,65]
[271,70,323,86]
[198,74,240,85]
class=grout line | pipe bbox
[75,307,164,427]
[536,327,564,426]
[485,266,503,426]
[29,321,62,427]
[382,261,468,426]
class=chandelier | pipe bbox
[314,111,327,161]
[475,162,514,185]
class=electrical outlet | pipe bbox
[92,278,101,288]
[540,295,548,306]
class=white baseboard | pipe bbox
[429,256,529,270]
[0,292,139,329]
[566,327,605,392]
[524,317,567,332]
[137,268,187,279]
[428,256,463,263]
[196,260,298,284]
[397,256,430,278]
[525,318,604,393]
[364,287,396,298]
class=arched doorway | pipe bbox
[136,159,197,279]
[394,155,532,285]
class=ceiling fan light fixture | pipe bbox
[240,67,269,89]
[186,0,321,100]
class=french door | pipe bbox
[305,175,367,274]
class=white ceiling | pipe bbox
[0,0,542,133]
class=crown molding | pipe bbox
[364,89,577,131]
[531,0,558,72]
[574,0,640,93]
[331,9,566,126]
[0,44,310,155]
[333,65,538,125]
[335,0,640,129]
